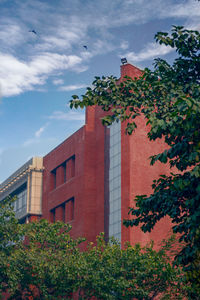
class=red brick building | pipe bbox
[42,63,172,248]
[0,63,172,249]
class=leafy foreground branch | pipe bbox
[0,199,84,299]
[70,26,200,288]
[78,235,186,300]
[0,201,190,299]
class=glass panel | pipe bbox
[108,121,121,242]
[13,188,27,213]
[113,223,118,234]
[110,213,114,224]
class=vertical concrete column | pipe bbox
[27,172,31,213]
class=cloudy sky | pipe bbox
[0,0,199,183]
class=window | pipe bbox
[50,155,75,189]
[11,183,27,214]
[108,121,121,242]
[51,169,56,190]
[50,208,56,223]
[66,156,75,180]
[66,197,74,222]
[62,203,65,222]
[51,198,74,223]
[62,162,67,183]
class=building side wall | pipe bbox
[0,157,43,222]
[42,106,108,246]
[1,63,173,251]
[29,170,43,215]
[122,114,172,248]
[42,127,86,240]
[119,64,172,248]
[84,64,172,249]
[84,106,107,242]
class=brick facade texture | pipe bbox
[42,63,172,249]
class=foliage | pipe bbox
[0,197,22,253]
[1,201,188,299]
[78,234,185,300]
[70,26,200,273]
[0,199,84,299]
[7,220,84,299]
[184,246,200,298]
[0,197,23,296]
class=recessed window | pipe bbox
[50,197,74,223]
[50,155,75,189]
[62,203,65,222]
[50,208,56,223]
[66,156,75,180]
[66,197,74,222]
[11,183,27,214]
[51,169,56,190]
[62,162,67,183]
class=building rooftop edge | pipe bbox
[120,62,142,72]
[0,157,43,190]
[43,124,85,159]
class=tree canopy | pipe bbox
[78,234,186,300]
[0,199,84,299]
[0,200,187,299]
[70,26,200,273]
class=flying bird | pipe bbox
[29,30,37,35]
[83,45,88,50]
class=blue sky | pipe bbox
[0,0,199,183]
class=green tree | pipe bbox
[78,234,185,299]
[70,26,200,273]
[0,199,84,299]
[0,197,23,296]
[0,200,188,299]
[7,220,84,299]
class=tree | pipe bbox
[0,197,23,296]
[1,199,188,299]
[6,220,84,299]
[70,26,200,273]
[0,199,84,299]
[78,234,185,299]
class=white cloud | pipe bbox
[0,22,25,49]
[59,84,88,92]
[0,0,199,98]
[71,65,89,73]
[163,0,200,18]
[120,41,129,50]
[52,78,64,85]
[39,26,84,52]
[0,52,82,97]
[124,42,173,63]
[23,123,49,146]
[0,82,2,103]
[48,110,85,121]
[35,123,48,138]
[91,39,116,56]
[183,19,200,32]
